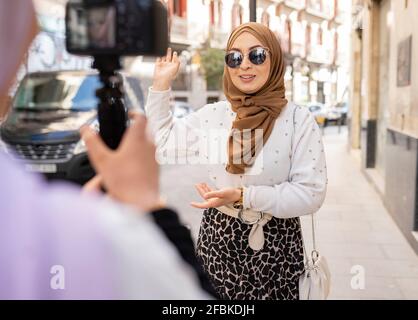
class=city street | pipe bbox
[2,0,418,302]
[161,125,418,300]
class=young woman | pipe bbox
[145,22,327,300]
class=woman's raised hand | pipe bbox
[152,47,181,91]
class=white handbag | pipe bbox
[299,213,331,300]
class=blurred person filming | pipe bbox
[0,0,216,299]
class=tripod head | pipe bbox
[92,55,126,150]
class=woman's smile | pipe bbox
[239,74,256,83]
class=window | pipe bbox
[169,0,187,18]
[209,0,222,27]
[318,27,323,45]
[261,11,270,28]
[231,2,243,29]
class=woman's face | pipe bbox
[227,32,271,94]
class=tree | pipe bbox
[199,46,225,91]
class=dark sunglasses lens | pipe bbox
[249,48,267,65]
[225,52,242,68]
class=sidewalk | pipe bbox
[161,125,418,300]
[301,126,418,299]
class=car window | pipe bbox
[309,105,321,112]
[14,77,69,109]
[71,76,101,110]
[124,77,145,111]
[13,74,101,111]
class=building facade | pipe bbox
[131,0,350,109]
[349,0,418,253]
[262,0,351,107]
[0,0,91,120]
[21,0,91,76]
[207,0,351,107]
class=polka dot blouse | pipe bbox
[145,87,327,219]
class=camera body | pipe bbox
[65,0,169,151]
[66,0,168,57]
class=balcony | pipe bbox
[284,0,306,10]
[276,0,305,16]
[335,6,346,22]
[291,42,306,58]
[304,0,334,21]
[170,15,188,43]
[334,50,347,66]
[279,34,291,54]
[307,45,333,64]
[209,26,229,49]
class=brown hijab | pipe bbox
[224,22,287,174]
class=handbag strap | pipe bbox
[290,105,318,263]
[306,213,318,262]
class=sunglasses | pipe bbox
[224,47,269,69]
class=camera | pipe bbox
[65,0,169,151]
[66,0,168,57]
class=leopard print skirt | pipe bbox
[196,207,305,300]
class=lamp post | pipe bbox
[250,0,257,22]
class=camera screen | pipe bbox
[68,5,116,50]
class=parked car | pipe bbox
[0,70,145,185]
[171,100,193,119]
[305,102,327,126]
[330,101,348,125]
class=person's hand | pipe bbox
[152,47,181,91]
[82,174,103,195]
[190,183,241,209]
[81,113,163,212]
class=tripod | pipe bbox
[92,55,127,150]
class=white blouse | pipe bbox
[144,87,327,219]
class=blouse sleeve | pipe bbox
[144,87,206,163]
[243,106,327,218]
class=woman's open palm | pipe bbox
[153,48,181,88]
[191,183,241,209]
